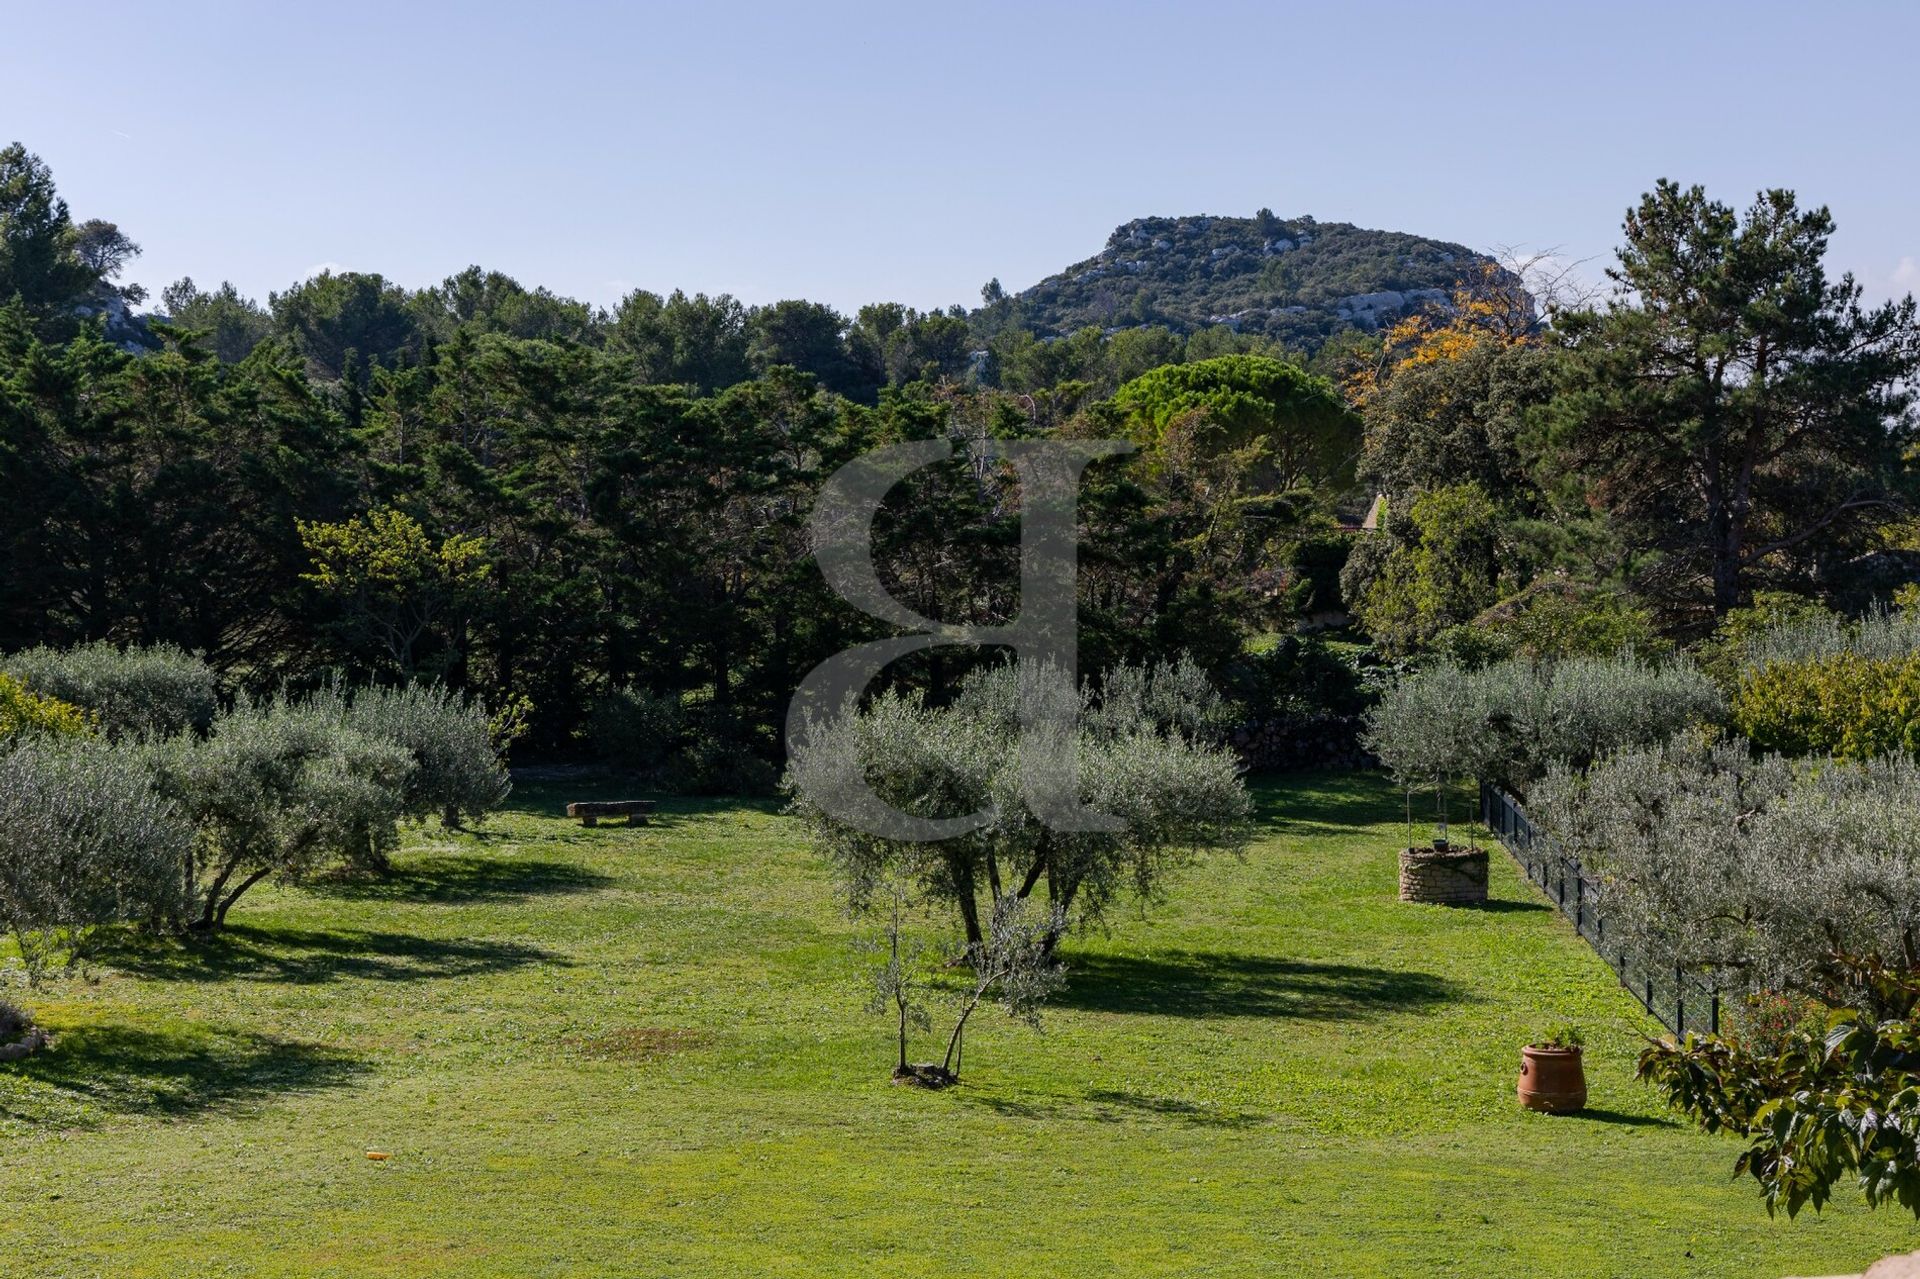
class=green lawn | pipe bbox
[2,772,1911,1277]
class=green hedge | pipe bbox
[1734,651,1920,761]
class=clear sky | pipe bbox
[4,0,1915,316]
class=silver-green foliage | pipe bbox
[147,695,414,928]
[1365,652,1726,791]
[788,658,1253,947]
[0,737,193,977]
[1532,738,1920,1004]
[341,683,510,826]
[1,642,218,740]
[1739,606,1920,672]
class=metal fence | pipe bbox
[1479,782,1720,1038]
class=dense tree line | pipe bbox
[1,145,1370,765]
[5,140,1917,769]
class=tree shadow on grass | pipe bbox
[1250,772,1398,834]
[1463,898,1550,915]
[95,923,562,987]
[1055,950,1465,1022]
[963,1089,1267,1129]
[1083,1088,1268,1128]
[309,852,613,904]
[1567,1106,1681,1129]
[1,1022,363,1122]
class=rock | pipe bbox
[1786,1251,1920,1278]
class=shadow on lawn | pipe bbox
[310,852,613,904]
[1568,1106,1681,1129]
[97,923,560,987]
[1084,1088,1267,1128]
[966,1089,1267,1129]
[2,1022,362,1121]
[1056,950,1464,1021]
[1250,772,1396,832]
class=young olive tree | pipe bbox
[0,737,193,979]
[148,696,414,929]
[1,642,218,740]
[339,682,511,830]
[859,881,1065,1087]
[789,658,1252,955]
[1366,651,1726,801]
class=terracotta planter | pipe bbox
[1398,845,1489,905]
[1517,1045,1586,1113]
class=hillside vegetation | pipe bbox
[984,211,1505,351]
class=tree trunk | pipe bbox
[952,856,983,949]
[214,867,275,928]
[196,856,244,930]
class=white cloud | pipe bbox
[301,261,349,280]
[1893,257,1920,292]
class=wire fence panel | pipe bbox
[1480,782,1719,1038]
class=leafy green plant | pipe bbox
[1638,957,1920,1219]
[0,672,94,743]
[1533,1024,1584,1050]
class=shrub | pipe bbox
[671,731,779,796]
[1532,739,1920,1007]
[1365,651,1725,794]
[342,682,511,827]
[587,685,685,774]
[1693,591,1840,686]
[0,736,193,978]
[1734,651,1920,761]
[1639,956,1920,1219]
[1729,606,1920,761]
[1502,584,1666,661]
[0,673,94,743]
[148,695,413,928]
[1,642,218,739]
[1738,605,1920,671]
[0,998,31,1042]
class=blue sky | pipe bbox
[4,0,1915,315]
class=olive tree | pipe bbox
[1532,738,1920,1009]
[1362,659,1522,847]
[0,737,193,979]
[1,642,218,740]
[1366,652,1726,798]
[148,695,414,929]
[339,682,510,829]
[788,658,1252,954]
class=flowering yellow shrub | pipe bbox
[1734,652,1920,760]
[0,672,94,742]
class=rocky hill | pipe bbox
[992,211,1506,351]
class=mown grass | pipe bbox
[1,772,1910,1277]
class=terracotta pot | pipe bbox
[1517,1045,1586,1113]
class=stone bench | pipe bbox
[565,800,655,828]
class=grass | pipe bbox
[2,771,1912,1277]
